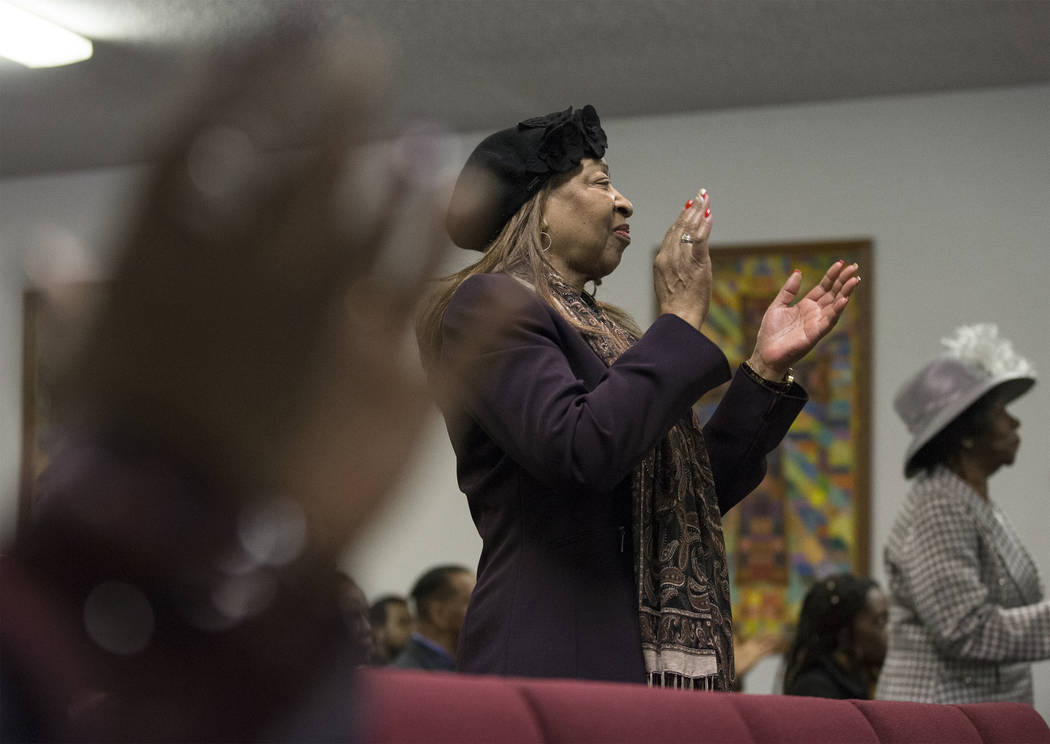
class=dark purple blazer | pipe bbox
[439,273,806,683]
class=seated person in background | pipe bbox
[783,573,888,699]
[0,23,447,743]
[340,575,378,666]
[394,566,475,672]
[368,595,415,665]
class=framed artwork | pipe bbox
[19,284,101,533]
[692,240,872,639]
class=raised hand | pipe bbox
[653,189,713,330]
[747,260,861,380]
[70,25,452,556]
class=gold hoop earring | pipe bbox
[540,231,552,252]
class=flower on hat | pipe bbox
[577,105,607,155]
[519,105,607,173]
[941,323,1036,379]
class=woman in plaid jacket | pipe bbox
[877,324,1050,704]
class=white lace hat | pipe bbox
[894,324,1036,477]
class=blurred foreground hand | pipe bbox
[4,21,451,743]
[60,22,451,555]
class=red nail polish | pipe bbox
[704,208,711,218]
[685,199,694,209]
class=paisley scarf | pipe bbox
[539,269,735,691]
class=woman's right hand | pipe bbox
[653,190,713,330]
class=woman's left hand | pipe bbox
[747,261,861,380]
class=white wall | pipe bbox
[2,84,1048,713]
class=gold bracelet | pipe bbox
[742,359,795,391]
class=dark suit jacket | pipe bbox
[392,635,456,672]
[439,273,807,683]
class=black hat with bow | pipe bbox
[446,105,607,251]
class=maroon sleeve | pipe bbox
[441,274,731,494]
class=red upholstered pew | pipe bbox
[358,668,1050,743]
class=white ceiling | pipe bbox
[1,0,1048,177]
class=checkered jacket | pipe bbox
[876,466,1050,704]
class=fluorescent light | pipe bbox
[0,1,93,68]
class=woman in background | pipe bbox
[878,324,1050,704]
[783,573,888,699]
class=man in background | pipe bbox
[394,565,474,672]
[368,595,414,665]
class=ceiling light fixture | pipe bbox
[0,1,93,68]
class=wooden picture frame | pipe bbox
[686,240,872,639]
[19,284,101,533]
[19,288,46,534]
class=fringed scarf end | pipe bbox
[645,671,720,691]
